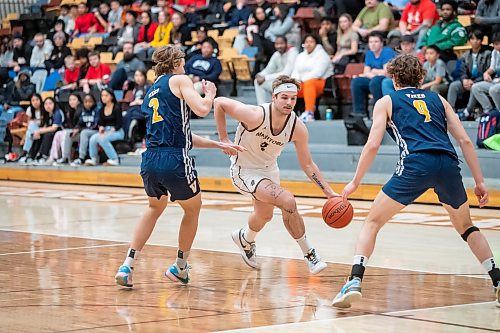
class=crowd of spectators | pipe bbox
[0,0,499,165]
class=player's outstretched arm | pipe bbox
[292,121,338,198]
[173,75,216,117]
[191,133,246,155]
[440,96,488,207]
[343,96,389,198]
[214,97,264,143]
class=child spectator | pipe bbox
[421,45,448,96]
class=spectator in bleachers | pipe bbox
[30,33,53,93]
[58,5,71,27]
[264,4,295,44]
[420,0,467,62]
[473,0,500,41]
[73,2,102,37]
[186,26,219,60]
[80,51,111,94]
[226,0,252,28]
[109,42,146,90]
[60,55,80,91]
[123,69,151,142]
[471,32,500,112]
[170,12,192,46]
[85,89,124,166]
[319,17,337,56]
[421,45,448,96]
[1,70,35,114]
[114,11,140,54]
[139,0,156,21]
[45,32,71,72]
[48,93,83,165]
[381,34,418,94]
[389,0,439,49]
[107,0,124,36]
[332,14,359,73]
[351,31,396,115]
[66,5,77,35]
[47,20,70,44]
[291,34,333,122]
[254,36,298,104]
[253,0,272,16]
[70,94,99,166]
[18,93,44,164]
[240,6,272,65]
[134,11,158,57]
[246,6,271,46]
[75,48,90,81]
[448,30,492,120]
[27,97,64,165]
[0,34,31,84]
[93,2,111,35]
[150,11,173,49]
[0,37,13,69]
[353,0,395,40]
[185,40,222,94]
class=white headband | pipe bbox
[273,83,298,95]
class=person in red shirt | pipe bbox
[397,0,439,48]
[72,3,106,37]
[133,11,158,58]
[80,51,111,94]
[61,55,80,90]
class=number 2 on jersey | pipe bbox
[149,98,164,124]
[413,100,432,122]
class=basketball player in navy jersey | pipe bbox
[332,54,500,308]
[214,75,338,275]
[115,46,245,287]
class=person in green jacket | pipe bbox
[421,0,467,62]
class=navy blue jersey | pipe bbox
[142,74,192,150]
[387,88,457,174]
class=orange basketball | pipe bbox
[322,197,354,228]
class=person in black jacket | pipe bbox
[45,32,72,71]
[1,70,36,111]
[447,30,492,120]
[70,93,100,166]
[0,33,32,84]
[85,88,124,166]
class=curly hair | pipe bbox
[387,54,425,89]
[272,75,301,93]
[152,45,185,77]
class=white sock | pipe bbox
[175,249,190,270]
[243,227,258,243]
[123,248,139,268]
[353,255,368,267]
[295,234,313,256]
[482,257,496,272]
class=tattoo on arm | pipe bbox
[311,173,325,190]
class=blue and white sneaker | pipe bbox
[115,265,133,287]
[332,277,362,308]
[165,263,190,285]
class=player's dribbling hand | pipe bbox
[218,142,246,156]
[202,80,217,97]
[342,181,358,199]
[474,182,489,208]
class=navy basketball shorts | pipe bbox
[140,147,200,201]
[382,151,468,209]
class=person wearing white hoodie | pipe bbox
[291,34,333,122]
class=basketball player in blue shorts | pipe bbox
[115,45,245,287]
[214,75,338,275]
[332,54,500,308]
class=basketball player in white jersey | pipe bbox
[214,75,338,274]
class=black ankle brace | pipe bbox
[489,267,500,286]
[350,264,366,281]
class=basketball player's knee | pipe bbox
[461,226,480,242]
[279,194,297,214]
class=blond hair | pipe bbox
[152,45,185,77]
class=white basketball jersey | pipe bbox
[231,103,297,170]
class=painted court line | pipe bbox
[0,243,127,256]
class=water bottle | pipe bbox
[326,108,333,121]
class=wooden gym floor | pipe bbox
[0,181,499,332]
